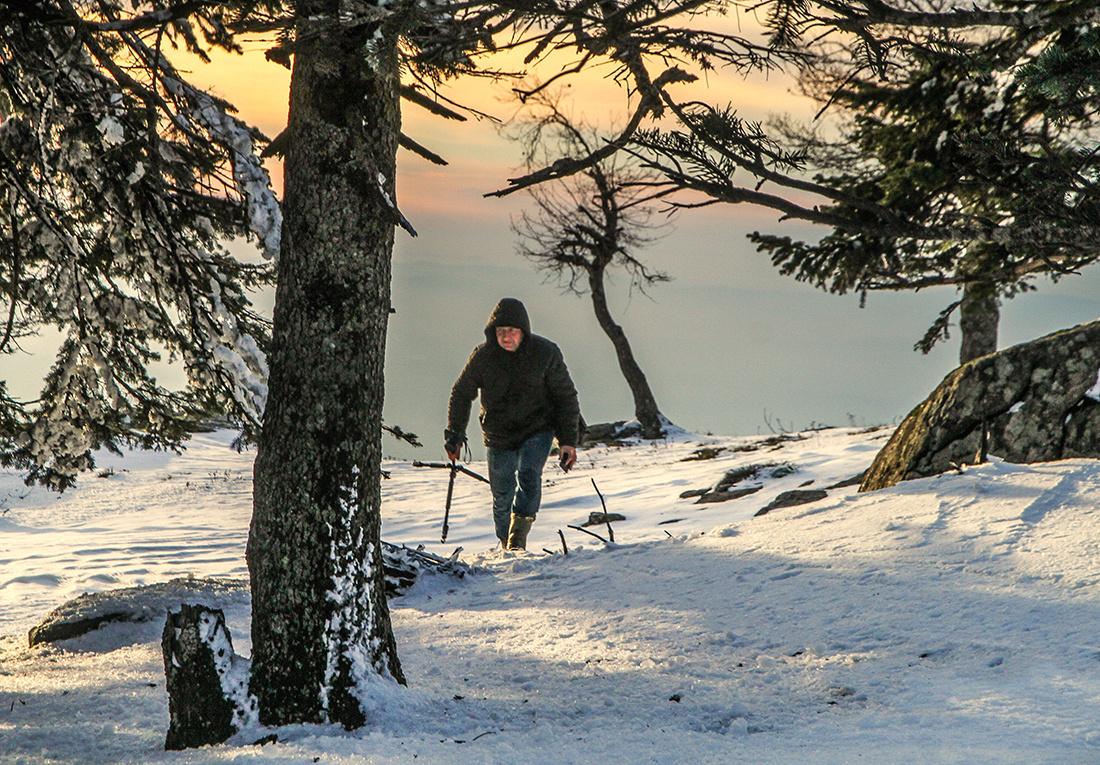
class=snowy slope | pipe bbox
[2,426,1100,764]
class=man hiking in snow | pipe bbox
[445,298,581,551]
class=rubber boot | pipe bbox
[507,515,535,551]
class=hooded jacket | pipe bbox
[447,298,581,451]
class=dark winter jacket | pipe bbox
[446,298,581,451]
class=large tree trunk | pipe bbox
[959,280,999,365]
[247,6,405,729]
[587,266,664,439]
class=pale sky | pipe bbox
[12,14,1100,461]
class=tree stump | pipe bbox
[162,604,253,750]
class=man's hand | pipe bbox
[445,443,461,462]
[558,445,577,472]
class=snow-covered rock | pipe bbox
[864,318,1100,490]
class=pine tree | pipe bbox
[631,1,1100,362]
[0,1,278,491]
[752,12,1100,362]
[2,0,802,736]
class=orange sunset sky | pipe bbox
[13,9,1100,461]
[186,10,812,226]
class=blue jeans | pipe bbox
[487,430,554,542]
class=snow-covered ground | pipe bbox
[3,425,1100,763]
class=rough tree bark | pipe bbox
[587,264,664,439]
[162,605,250,750]
[247,6,405,729]
[959,281,999,364]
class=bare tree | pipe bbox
[512,100,671,438]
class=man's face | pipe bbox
[496,326,523,352]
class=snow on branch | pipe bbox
[198,276,270,428]
[131,39,282,261]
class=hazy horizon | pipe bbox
[6,21,1100,466]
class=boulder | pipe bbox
[28,577,247,648]
[581,420,640,447]
[861,319,1100,492]
[754,489,829,516]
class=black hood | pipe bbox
[483,298,531,344]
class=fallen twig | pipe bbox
[452,730,497,744]
[568,524,608,544]
[380,542,475,597]
[590,478,615,543]
[558,529,569,555]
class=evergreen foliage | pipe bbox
[757,7,1100,353]
[0,1,279,489]
[2,0,799,491]
[633,1,1100,356]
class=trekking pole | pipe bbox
[441,460,457,543]
[412,460,490,543]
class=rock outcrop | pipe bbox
[28,544,475,648]
[754,489,830,516]
[28,578,247,648]
[861,319,1100,492]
